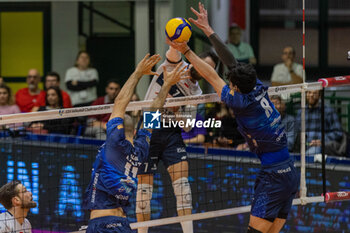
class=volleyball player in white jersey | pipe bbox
[0,181,37,233]
[136,46,218,233]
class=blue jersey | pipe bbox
[83,117,151,213]
[221,79,288,163]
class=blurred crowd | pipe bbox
[0,25,348,157]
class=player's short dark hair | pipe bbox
[0,180,21,209]
[226,63,257,94]
[199,50,219,69]
[45,71,60,82]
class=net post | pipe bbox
[300,83,307,204]
[321,87,326,199]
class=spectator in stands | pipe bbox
[296,90,343,154]
[32,71,72,111]
[227,24,256,65]
[211,103,247,149]
[271,46,303,86]
[270,95,296,152]
[181,113,206,145]
[84,79,121,139]
[0,181,36,232]
[15,69,44,112]
[30,86,73,134]
[0,84,20,115]
[65,51,99,107]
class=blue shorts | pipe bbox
[251,159,299,221]
[86,216,133,233]
[138,128,187,174]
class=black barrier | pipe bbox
[0,139,349,232]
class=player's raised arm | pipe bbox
[189,2,237,69]
[150,63,189,111]
[109,54,161,120]
[167,39,226,97]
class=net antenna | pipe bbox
[299,0,307,204]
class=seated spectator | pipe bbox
[15,69,44,112]
[0,84,21,130]
[84,79,121,139]
[271,46,303,86]
[182,113,206,145]
[32,71,72,111]
[30,87,73,134]
[270,95,296,152]
[0,84,20,115]
[296,90,343,155]
[65,51,99,107]
[227,24,256,65]
[208,103,246,149]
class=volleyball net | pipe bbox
[0,78,350,232]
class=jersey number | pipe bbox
[124,162,138,178]
[260,97,273,118]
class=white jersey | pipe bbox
[0,212,32,233]
[145,59,202,100]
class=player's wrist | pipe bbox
[163,80,174,87]
[133,70,143,78]
[183,48,191,56]
[203,26,214,37]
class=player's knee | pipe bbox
[172,177,192,210]
[136,184,153,214]
[247,226,262,233]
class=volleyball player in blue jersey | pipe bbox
[168,3,299,233]
[83,54,189,233]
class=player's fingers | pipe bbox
[181,75,191,80]
[174,65,187,78]
[145,54,160,67]
[199,2,204,13]
[149,54,160,62]
[173,63,184,74]
[165,37,174,46]
[150,71,160,76]
[149,54,161,64]
[188,18,197,25]
[142,53,150,62]
[190,7,200,17]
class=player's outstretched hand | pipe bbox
[166,38,190,55]
[136,53,161,76]
[163,63,190,86]
[189,2,214,36]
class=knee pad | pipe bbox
[136,184,153,214]
[172,177,192,210]
[247,226,262,233]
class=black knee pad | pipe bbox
[247,226,263,233]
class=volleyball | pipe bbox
[165,17,192,42]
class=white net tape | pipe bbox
[0,82,322,125]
